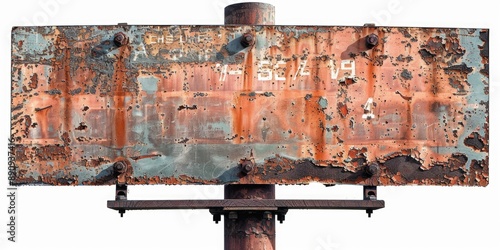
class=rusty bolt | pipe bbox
[113,161,127,174]
[364,186,377,201]
[113,32,128,47]
[263,211,273,220]
[366,209,373,218]
[365,163,380,177]
[366,190,377,200]
[116,191,127,200]
[243,164,253,173]
[241,162,254,175]
[228,211,238,221]
[240,33,255,48]
[365,34,379,49]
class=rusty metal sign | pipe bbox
[10,25,489,186]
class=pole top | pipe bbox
[224,2,275,25]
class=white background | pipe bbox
[0,0,498,249]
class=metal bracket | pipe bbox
[363,186,378,217]
[108,185,384,220]
[115,183,127,217]
[209,207,288,224]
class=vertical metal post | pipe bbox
[224,3,275,250]
[224,185,276,249]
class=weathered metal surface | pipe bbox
[10,25,489,186]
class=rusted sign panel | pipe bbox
[10,25,489,186]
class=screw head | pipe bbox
[113,161,127,173]
[116,194,127,200]
[113,32,128,47]
[263,211,273,220]
[366,34,379,49]
[240,33,255,48]
[242,164,253,174]
[228,212,238,221]
[365,163,380,177]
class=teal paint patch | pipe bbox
[130,144,235,181]
[255,35,268,50]
[138,76,159,93]
[457,29,488,169]
[131,121,155,154]
[133,156,176,177]
[318,97,328,109]
[13,29,53,61]
[430,29,488,170]
[132,109,144,117]
[205,121,231,134]
[69,165,89,176]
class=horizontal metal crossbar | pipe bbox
[107,199,385,210]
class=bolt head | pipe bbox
[366,34,379,48]
[116,194,127,200]
[240,33,255,48]
[263,212,273,220]
[243,164,253,173]
[228,212,238,220]
[114,161,127,173]
[114,32,128,47]
[240,161,254,175]
[365,163,380,177]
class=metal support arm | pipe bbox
[107,185,384,221]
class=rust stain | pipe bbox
[84,157,110,168]
[112,45,130,149]
[29,73,38,89]
[34,105,52,112]
[464,132,486,151]
[75,122,88,131]
[337,102,349,118]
